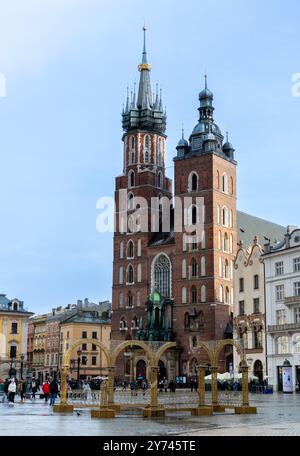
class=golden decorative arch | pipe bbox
[111,340,156,366]
[154,342,177,365]
[62,338,112,367]
[196,341,214,364]
[212,339,244,365]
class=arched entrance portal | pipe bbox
[253,360,263,384]
[136,359,147,381]
[158,360,166,382]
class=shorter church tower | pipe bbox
[173,77,237,374]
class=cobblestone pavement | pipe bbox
[0,393,299,436]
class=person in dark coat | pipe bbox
[49,377,59,406]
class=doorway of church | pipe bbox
[136,360,147,381]
[158,360,166,382]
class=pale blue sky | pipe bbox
[0,0,299,313]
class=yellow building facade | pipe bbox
[60,309,111,380]
[0,294,33,380]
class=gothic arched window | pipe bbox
[127,192,134,211]
[144,135,150,163]
[191,258,198,278]
[222,206,229,227]
[128,170,135,188]
[152,254,171,298]
[157,171,162,189]
[222,173,228,193]
[201,285,206,303]
[158,139,162,166]
[191,286,198,304]
[224,232,229,252]
[127,291,133,308]
[127,240,134,259]
[130,136,135,164]
[126,265,134,284]
[119,292,124,308]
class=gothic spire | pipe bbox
[137,25,152,109]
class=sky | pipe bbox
[0,0,299,313]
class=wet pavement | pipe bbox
[0,393,300,436]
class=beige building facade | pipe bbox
[233,237,266,382]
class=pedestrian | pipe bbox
[31,377,38,400]
[122,380,127,391]
[141,380,147,396]
[164,377,168,393]
[8,378,16,404]
[42,380,50,402]
[2,379,9,403]
[49,377,59,406]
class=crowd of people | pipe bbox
[0,376,60,405]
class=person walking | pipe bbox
[49,377,59,406]
[8,378,16,404]
[164,377,168,393]
[31,377,38,400]
[42,380,50,402]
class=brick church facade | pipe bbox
[111,28,237,381]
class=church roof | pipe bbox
[237,211,285,248]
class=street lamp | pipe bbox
[20,354,25,380]
[77,349,82,388]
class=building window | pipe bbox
[201,285,206,303]
[184,312,190,329]
[182,259,187,279]
[294,258,300,272]
[191,287,198,304]
[253,328,263,349]
[157,171,162,189]
[294,282,300,297]
[276,309,286,325]
[82,343,87,351]
[192,336,197,348]
[120,319,126,330]
[253,298,260,314]
[275,261,284,276]
[10,345,17,358]
[191,258,198,278]
[92,356,97,366]
[127,292,133,308]
[137,264,142,283]
[92,344,97,351]
[137,239,142,257]
[136,291,141,307]
[82,331,87,339]
[127,240,134,259]
[127,192,134,211]
[254,275,259,290]
[153,254,171,298]
[158,139,162,166]
[222,207,228,227]
[82,356,87,366]
[182,287,187,304]
[119,267,123,285]
[201,257,206,276]
[239,278,244,293]
[222,173,228,193]
[224,259,230,279]
[275,285,284,302]
[144,135,150,163]
[277,336,289,354]
[294,335,300,353]
[11,322,18,335]
[191,235,198,252]
[128,170,135,188]
[189,172,198,192]
[294,308,300,324]
[192,206,197,225]
[92,332,97,340]
[126,265,134,284]
[119,292,124,308]
[223,233,229,252]
[239,301,245,316]
[129,136,135,164]
[131,317,138,330]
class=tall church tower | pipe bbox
[111,28,172,342]
[173,78,237,374]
